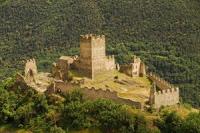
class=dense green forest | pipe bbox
[0,77,200,133]
[0,0,200,108]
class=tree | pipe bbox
[155,112,183,133]
[181,112,200,133]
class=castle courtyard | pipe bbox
[72,69,151,104]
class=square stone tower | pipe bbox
[79,34,106,79]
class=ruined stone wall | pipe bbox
[152,88,179,108]
[81,87,143,109]
[105,55,116,70]
[148,73,180,108]
[52,58,71,81]
[119,56,146,77]
[46,80,78,94]
[120,64,133,77]
[148,73,174,90]
[24,59,37,82]
[46,80,142,109]
[140,62,146,76]
[131,58,141,76]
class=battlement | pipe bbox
[151,86,179,108]
[83,86,117,94]
[81,86,143,109]
[155,87,179,95]
[148,72,175,90]
[80,34,105,41]
[106,55,115,60]
[149,72,180,108]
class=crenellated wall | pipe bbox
[148,73,174,90]
[148,73,180,108]
[81,87,143,109]
[46,81,143,109]
[151,87,179,108]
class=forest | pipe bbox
[0,0,200,109]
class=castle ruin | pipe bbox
[18,34,180,109]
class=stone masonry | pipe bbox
[149,73,180,108]
[52,56,75,81]
[120,56,146,77]
[24,58,37,82]
[74,34,116,79]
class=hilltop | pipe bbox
[0,0,200,107]
[0,76,199,133]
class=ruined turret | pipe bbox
[24,58,37,82]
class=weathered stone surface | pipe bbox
[74,34,116,79]
[46,81,143,109]
[149,73,179,108]
[120,56,146,77]
[52,56,75,81]
[17,34,180,110]
[24,58,37,82]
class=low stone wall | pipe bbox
[46,81,143,109]
[81,87,143,109]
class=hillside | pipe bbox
[0,76,199,133]
[0,0,200,107]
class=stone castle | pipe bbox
[17,34,180,109]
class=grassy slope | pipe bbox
[0,124,30,133]
[0,0,200,106]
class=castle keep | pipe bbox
[17,34,180,109]
[74,34,116,79]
